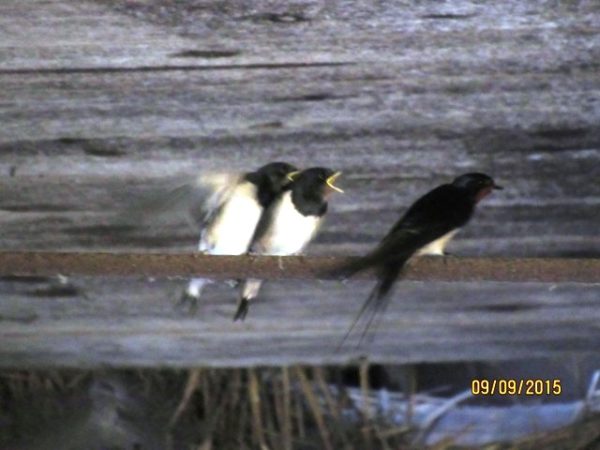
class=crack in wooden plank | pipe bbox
[0,61,355,76]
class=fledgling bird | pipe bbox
[181,161,298,307]
[338,172,503,346]
[233,167,344,321]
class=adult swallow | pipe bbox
[182,161,298,307]
[234,167,343,321]
[339,172,502,346]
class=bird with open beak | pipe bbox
[338,172,502,346]
[181,162,298,309]
[234,167,344,321]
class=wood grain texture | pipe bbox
[0,0,599,367]
[0,0,598,257]
[0,275,599,368]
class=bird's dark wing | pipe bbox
[246,196,280,254]
[339,184,472,347]
[232,193,284,321]
[115,172,241,230]
[386,184,471,240]
[338,184,470,277]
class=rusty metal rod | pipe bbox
[0,252,598,283]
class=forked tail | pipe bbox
[338,263,404,349]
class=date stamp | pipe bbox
[471,379,562,396]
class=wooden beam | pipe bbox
[0,0,598,370]
[1,252,599,369]
[0,275,599,369]
[0,251,598,283]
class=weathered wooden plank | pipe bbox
[0,170,598,257]
[0,276,598,368]
[0,0,599,370]
[0,0,598,259]
[0,252,599,283]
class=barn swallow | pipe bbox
[182,162,298,307]
[338,172,502,346]
[233,167,343,321]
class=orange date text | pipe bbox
[471,379,562,396]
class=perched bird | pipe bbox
[234,167,344,321]
[338,172,502,346]
[182,161,298,307]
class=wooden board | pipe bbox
[0,0,599,368]
[1,275,599,368]
[0,0,598,257]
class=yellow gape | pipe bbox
[286,170,301,182]
[326,171,344,193]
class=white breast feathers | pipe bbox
[257,191,322,256]
[200,181,263,255]
[416,229,460,256]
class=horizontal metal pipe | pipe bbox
[0,252,598,283]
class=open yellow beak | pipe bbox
[286,170,301,182]
[326,171,344,193]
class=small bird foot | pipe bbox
[177,290,199,314]
[233,298,250,322]
[442,252,457,267]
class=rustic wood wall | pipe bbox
[1,0,599,256]
[0,0,598,368]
